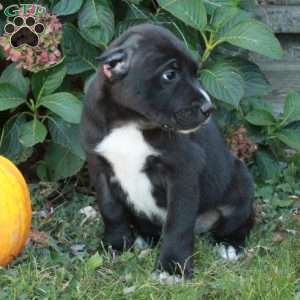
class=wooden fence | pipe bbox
[253,0,300,112]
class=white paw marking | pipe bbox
[133,236,149,250]
[151,270,183,285]
[216,244,242,261]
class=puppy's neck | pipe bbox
[101,86,159,131]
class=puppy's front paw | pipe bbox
[152,270,183,285]
[133,236,149,250]
[216,244,243,261]
[158,252,193,278]
[103,230,134,252]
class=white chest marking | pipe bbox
[95,124,166,221]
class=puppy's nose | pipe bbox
[200,101,215,116]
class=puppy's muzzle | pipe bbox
[174,104,211,129]
[174,102,215,131]
[173,87,215,130]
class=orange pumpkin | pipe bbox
[0,155,32,266]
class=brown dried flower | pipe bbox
[227,127,258,161]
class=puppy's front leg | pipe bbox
[87,155,134,251]
[159,174,200,278]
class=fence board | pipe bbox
[253,4,300,111]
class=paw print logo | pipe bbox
[4,16,45,48]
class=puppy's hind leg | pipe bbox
[213,160,255,261]
[213,209,255,261]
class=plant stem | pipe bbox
[199,32,220,64]
[200,31,209,48]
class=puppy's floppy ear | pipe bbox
[97,47,131,81]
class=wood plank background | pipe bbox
[253,0,300,112]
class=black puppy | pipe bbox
[80,24,255,278]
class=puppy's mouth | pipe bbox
[135,106,212,133]
[161,116,210,134]
[161,105,212,134]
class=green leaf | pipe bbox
[240,0,257,12]
[289,152,300,167]
[39,92,83,124]
[231,59,272,97]
[255,150,281,181]
[219,19,283,59]
[32,62,67,101]
[115,3,152,36]
[0,63,29,97]
[116,17,150,36]
[78,0,114,48]
[241,97,274,115]
[0,83,26,111]
[281,90,300,125]
[19,119,47,147]
[204,0,239,14]
[212,6,239,29]
[200,60,244,107]
[0,115,33,164]
[86,252,103,271]
[156,11,200,55]
[127,0,143,3]
[245,110,275,126]
[256,185,274,200]
[125,2,152,19]
[44,143,85,180]
[157,0,207,31]
[53,0,83,16]
[218,9,251,36]
[272,198,294,208]
[48,116,85,159]
[63,23,99,75]
[276,129,300,151]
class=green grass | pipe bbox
[1,184,300,300]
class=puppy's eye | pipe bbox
[162,70,177,82]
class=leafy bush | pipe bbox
[0,0,299,182]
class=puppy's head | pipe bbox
[98,24,214,132]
